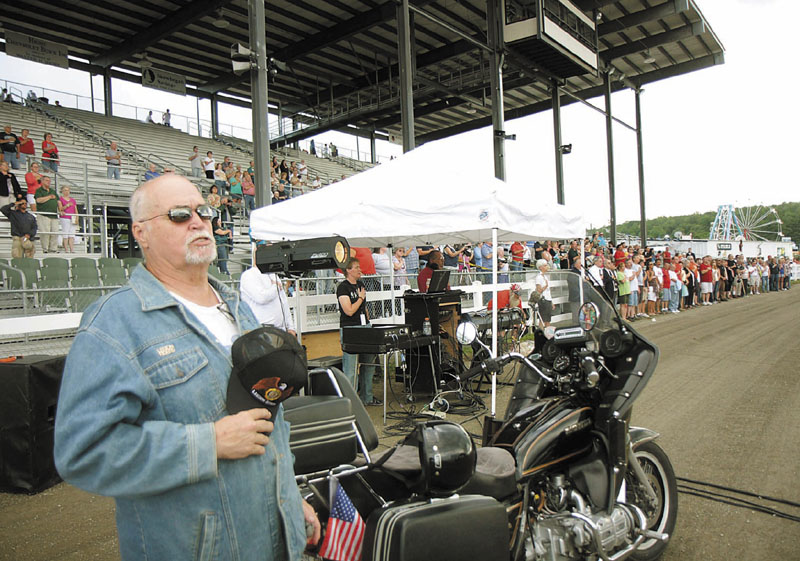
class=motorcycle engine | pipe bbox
[526,476,635,561]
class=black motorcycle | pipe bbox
[286,270,677,561]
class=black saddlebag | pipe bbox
[362,495,509,561]
[283,395,357,473]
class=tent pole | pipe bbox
[491,228,498,417]
[389,245,395,319]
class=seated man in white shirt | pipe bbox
[239,266,296,336]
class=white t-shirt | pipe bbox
[628,265,640,292]
[203,157,215,172]
[535,273,552,300]
[171,289,239,349]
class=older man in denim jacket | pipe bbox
[54,175,319,560]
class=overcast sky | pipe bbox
[1,0,796,229]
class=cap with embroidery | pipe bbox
[226,326,307,415]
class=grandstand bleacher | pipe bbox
[0,99,370,260]
[0,97,375,329]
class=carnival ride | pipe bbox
[709,204,784,241]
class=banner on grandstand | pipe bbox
[141,68,186,95]
[5,31,69,69]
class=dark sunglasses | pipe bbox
[141,204,215,223]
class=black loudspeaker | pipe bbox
[407,348,439,394]
[0,355,65,493]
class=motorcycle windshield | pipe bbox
[536,270,620,330]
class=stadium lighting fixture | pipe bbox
[212,10,229,28]
[642,50,656,64]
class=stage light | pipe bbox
[255,236,351,275]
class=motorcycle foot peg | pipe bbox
[637,529,669,542]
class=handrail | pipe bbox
[102,131,138,155]
[0,262,31,314]
[147,153,189,176]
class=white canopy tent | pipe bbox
[250,142,584,247]
[250,140,586,415]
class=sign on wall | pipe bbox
[141,68,186,95]
[5,31,69,69]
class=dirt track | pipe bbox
[1,288,799,560]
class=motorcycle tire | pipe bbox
[626,441,678,561]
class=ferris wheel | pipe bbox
[709,204,784,241]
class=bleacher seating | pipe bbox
[0,100,369,266]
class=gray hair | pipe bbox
[536,258,548,270]
[129,183,151,222]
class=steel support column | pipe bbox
[635,88,647,247]
[604,72,616,245]
[249,0,271,207]
[211,94,219,139]
[552,81,564,204]
[370,132,377,163]
[103,68,113,117]
[397,0,415,153]
[487,0,505,181]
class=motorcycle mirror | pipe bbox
[456,321,478,345]
[579,302,600,331]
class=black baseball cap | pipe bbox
[226,326,308,415]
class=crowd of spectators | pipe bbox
[267,155,321,203]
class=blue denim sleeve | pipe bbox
[54,329,218,499]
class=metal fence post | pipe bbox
[84,163,93,254]
[102,203,109,257]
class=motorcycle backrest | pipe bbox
[308,367,380,453]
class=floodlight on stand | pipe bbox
[642,50,656,64]
[255,236,351,275]
[212,9,229,28]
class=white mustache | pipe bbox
[186,232,214,244]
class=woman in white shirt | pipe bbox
[373,248,393,317]
[533,259,554,327]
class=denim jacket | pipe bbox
[54,265,306,561]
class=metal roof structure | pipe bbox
[1,0,724,146]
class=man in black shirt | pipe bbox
[567,240,580,269]
[1,199,37,258]
[337,258,380,405]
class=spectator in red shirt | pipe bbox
[417,250,448,293]
[510,241,525,272]
[614,242,627,268]
[24,161,43,210]
[41,132,59,172]
[488,283,523,310]
[660,262,671,314]
[699,256,714,305]
[18,129,35,168]
[663,246,672,262]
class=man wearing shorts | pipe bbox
[699,256,713,305]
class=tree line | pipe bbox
[611,201,800,244]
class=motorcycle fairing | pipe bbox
[513,403,594,480]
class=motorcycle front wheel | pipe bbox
[626,441,678,561]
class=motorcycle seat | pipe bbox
[365,445,517,501]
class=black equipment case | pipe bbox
[282,395,357,473]
[362,495,509,561]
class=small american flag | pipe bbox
[319,483,365,561]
